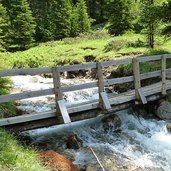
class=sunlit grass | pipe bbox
[0,129,45,171]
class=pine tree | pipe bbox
[140,0,161,48]
[76,0,91,33]
[52,0,72,40]
[105,0,133,36]
[29,0,72,41]
[0,1,9,51]
[70,6,79,37]
[3,0,36,51]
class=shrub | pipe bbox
[0,58,16,118]
[104,39,128,52]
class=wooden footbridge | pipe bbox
[1,54,171,132]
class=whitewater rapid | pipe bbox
[12,75,171,171]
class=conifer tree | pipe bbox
[3,0,36,51]
[52,0,72,40]
[76,0,91,33]
[105,0,133,36]
[70,6,79,37]
[0,1,9,51]
[29,0,72,41]
[140,0,161,48]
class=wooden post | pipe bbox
[97,62,111,110]
[52,67,71,124]
[162,55,166,95]
[133,58,141,101]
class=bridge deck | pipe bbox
[1,80,171,132]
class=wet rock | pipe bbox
[39,150,77,171]
[166,123,171,133]
[58,149,76,161]
[76,164,86,171]
[156,101,171,120]
[66,134,81,150]
[102,114,122,131]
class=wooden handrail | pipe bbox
[0,54,171,104]
[1,54,171,77]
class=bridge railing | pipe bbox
[0,54,171,125]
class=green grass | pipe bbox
[0,129,45,171]
[1,31,171,70]
[0,58,16,119]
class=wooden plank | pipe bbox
[52,67,63,100]
[165,54,171,59]
[1,81,171,127]
[138,88,147,104]
[141,70,161,80]
[104,76,133,86]
[161,55,167,95]
[100,92,111,110]
[0,67,52,77]
[133,58,141,100]
[102,58,132,67]
[61,82,98,92]
[58,63,96,72]
[0,110,56,126]
[97,62,105,109]
[0,88,54,103]
[137,55,162,62]
[58,100,71,124]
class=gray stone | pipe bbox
[102,114,122,131]
[156,101,171,120]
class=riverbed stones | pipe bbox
[39,150,77,171]
[166,123,171,133]
[66,134,81,150]
[102,114,122,131]
[156,101,171,120]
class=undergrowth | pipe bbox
[0,129,45,171]
[0,58,16,119]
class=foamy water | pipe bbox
[12,75,171,170]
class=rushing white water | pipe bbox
[12,75,171,170]
[12,75,99,113]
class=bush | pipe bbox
[127,39,145,48]
[63,30,109,44]
[0,58,16,118]
[104,39,128,52]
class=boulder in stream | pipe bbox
[102,114,122,131]
[156,101,171,120]
[166,123,171,133]
[66,134,81,150]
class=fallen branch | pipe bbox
[89,146,105,171]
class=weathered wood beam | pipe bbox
[52,67,70,123]
[161,55,167,95]
[133,58,141,101]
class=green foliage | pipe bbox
[139,0,163,48]
[70,0,91,37]
[30,0,72,41]
[0,58,16,118]
[70,6,80,37]
[105,0,134,36]
[0,1,9,51]
[76,0,91,33]
[104,39,128,52]
[3,0,36,51]
[0,129,45,170]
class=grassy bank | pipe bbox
[0,58,16,119]
[0,129,45,171]
[1,31,171,69]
